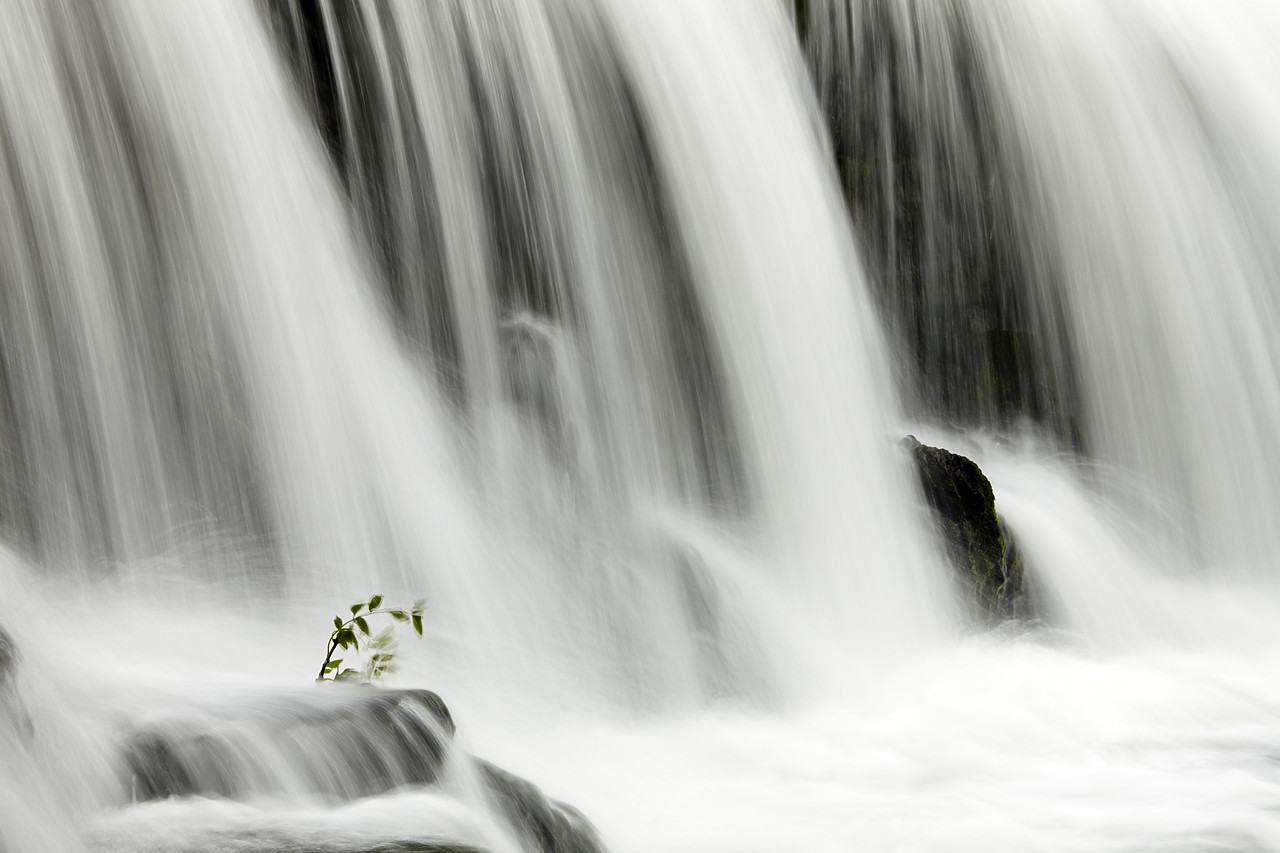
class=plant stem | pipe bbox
[317,608,410,681]
[317,632,342,681]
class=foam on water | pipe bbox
[467,639,1280,853]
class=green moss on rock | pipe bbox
[904,436,1024,622]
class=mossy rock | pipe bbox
[904,436,1024,622]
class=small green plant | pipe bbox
[317,594,426,683]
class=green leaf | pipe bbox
[320,596,424,683]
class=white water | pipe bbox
[598,0,955,686]
[963,0,1280,575]
[1,1,1280,852]
[481,445,1280,853]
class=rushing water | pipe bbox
[2,0,1280,851]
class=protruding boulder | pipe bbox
[904,436,1024,621]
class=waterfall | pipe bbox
[597,0,954,679]
[802,0,1082,441]
[2,0,1280,851]
[0,0,484,595]
[964,0,1280,576]
[0,0,951,707]
[804,0,1280,576]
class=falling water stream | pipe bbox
[2,0,1280,851]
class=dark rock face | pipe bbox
[905,436,1024,621]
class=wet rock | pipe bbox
[237,841,482,853]
[478,761,607,853]
[126,729,198,800]
[123,687,609,853]
[0,625,34,736]
[125,688,456,801]
[319,846,481,853]
[138,830,485,853]
[0,626,16,687]
[904,436,1024,621]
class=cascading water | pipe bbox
[248,0,955,702]
[3,0,1280,851]
[802,0,1083,442]
[806,0,1280,576]
[964,0,1280,577]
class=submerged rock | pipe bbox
[208,839,483,853]
[904,436,1024,621]
[0,626,16,687]
[478,761,607,853]
[110,828,486,853]
[302,846,481,853]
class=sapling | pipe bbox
[317,594,426,683]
